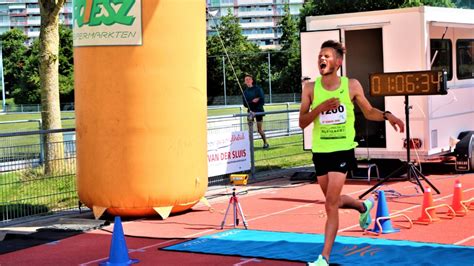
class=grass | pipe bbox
[208,106,244,116]
[208,103,300,117]
[0,105,308,220]
[0,166,78,218]
[0,112,75,158]
[0,112,76,138]
[0,134,309,218]
[254,134,311,171]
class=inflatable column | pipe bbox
[73,0,207,219]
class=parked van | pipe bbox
[301,6,474,171]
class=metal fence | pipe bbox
[0,128,77,225]
[2,95,302,113]
[0,108,310,225]
[3,103,75,113]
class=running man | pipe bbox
[299,40,404,266]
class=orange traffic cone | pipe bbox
[416,187,440,224]
[451,180,468,216]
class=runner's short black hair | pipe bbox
[321,40,345,58]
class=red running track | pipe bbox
[1,173,473,265]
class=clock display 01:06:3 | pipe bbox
[369,71,446,96]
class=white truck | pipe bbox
[301,6,474,172]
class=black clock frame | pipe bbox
[359,70,447,199]
[369,70,448,96]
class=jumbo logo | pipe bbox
[74,0,136,27]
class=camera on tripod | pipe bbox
[221,174,249,230]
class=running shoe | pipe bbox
[359,196,375,229]
[307,255,329,266]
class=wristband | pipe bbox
[383,111,392,120]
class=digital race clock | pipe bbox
[370,70,448,96]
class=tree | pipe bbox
[0,29,28,97]
[57,25,74,103]
[454,0,473,8]
[273,4,301,94]
[279,5,299,52]
[0,26,73,105]
[401,0,455,7]
[39,0,67,175]
[207,10,261,102]
[12,35,40,104]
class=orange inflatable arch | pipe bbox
[74,0,207,219]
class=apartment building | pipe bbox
[207,0,305,49]
[0,0,73,44]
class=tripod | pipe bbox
[220,187,248,229]
[359,95,440,199]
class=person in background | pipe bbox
[299,40,405,266]
[243,74,269,149]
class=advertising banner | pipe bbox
[208,131,251,177]
[73,0,142,46]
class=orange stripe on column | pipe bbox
[83,0,92,24]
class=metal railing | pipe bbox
[3,103,75,113]
[0,128,77,225]
[0,108,310,225]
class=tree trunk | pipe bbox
[39,0,66,175]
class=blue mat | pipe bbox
[163,229,474,265]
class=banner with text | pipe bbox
[73,0,142,47]
[208,131,250,177]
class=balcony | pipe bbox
[237,0,273,5]
[26,8,40,14]
[9,4,26,10]
[26,19,40,26]
[240,21,274,29]
[10,21,28,26]
[208,1,233,8]
[10,11,27,17]
[238,10,273,17]
[245,33,275,40]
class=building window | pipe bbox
[430,39,453,81]
[456,39,473,80]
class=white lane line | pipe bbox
[79,186,474,265]
[233,258,262,265]
[78,186,323,265]
[78,239,179,266]
[454,235,474,245]
[244,187,370,222]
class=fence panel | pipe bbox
[0,129,77,225]
[0,107,308,224]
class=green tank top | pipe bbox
[311,77,357,153]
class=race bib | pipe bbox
[319,104,347,125]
